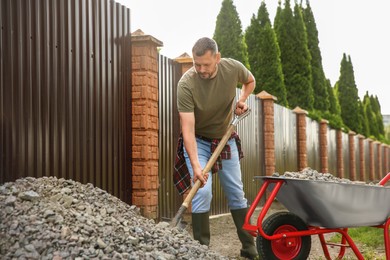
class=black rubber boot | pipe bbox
[231,208,258,259]
[191,212,210,246]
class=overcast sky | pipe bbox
[116,0,390,115]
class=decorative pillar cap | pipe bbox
[348,130,356,135]
[132,29,145,36]
[131,29,163,47]
[256,90,277,101]
[292,106,308,115]
[320,119,329,124]
[357,134,365,139]
[174,52,193,63]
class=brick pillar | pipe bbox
[174,52,193,74]
[368,139,374,181]
[293,107,308,171]
[319,119,329,173]
[336,130,344,178]
[131,30,163,219]
[348,131,356,181]
[358,135,365,182]
[376,142,382,180]
[257,91,277,176]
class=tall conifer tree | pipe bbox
[327,79,341,116]
[302,1,329,111]
[274,1,283,33]
[371,95,385,136]
[214,0,249,68]
[275,0,313,110]
[245,14,262,85]
[358,99,369,137]
[363,93,379,137]
[336,54,360,132]
[245,2,287,105]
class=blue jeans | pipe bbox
[183,137,248,213]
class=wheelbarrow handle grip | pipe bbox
[379,172,390,186]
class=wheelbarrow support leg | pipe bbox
[338,229,364,260]
[318,234,332,260]
[384,218,390,260]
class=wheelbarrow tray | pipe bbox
[257,176,390,228]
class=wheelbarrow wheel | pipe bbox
[257,211,311,260]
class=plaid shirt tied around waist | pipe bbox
[173,132,244,195]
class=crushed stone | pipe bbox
[272,167,383,186]
[0,176,227,259]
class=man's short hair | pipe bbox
[192,37,218,56]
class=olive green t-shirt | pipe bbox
[177,58,250,139]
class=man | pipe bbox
[174,37,257,259]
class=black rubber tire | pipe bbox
[256,211,311,260]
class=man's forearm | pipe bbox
[182,131,201,173]
[180,112,202,174]
[239,84,254,103]
[239,74,255,103]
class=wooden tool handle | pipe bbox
[181,124,235,208]
[179,108,251,209]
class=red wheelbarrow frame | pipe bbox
[243,173,390,260]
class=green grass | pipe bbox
[329,226,386,259]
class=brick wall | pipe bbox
[293,107,308,171]
[319,120,329,173]
[257,91,276,176]
[131,30,162,219]
[336,130,344,178]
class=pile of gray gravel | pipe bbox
[0,177,227,260]
[272,167,381,186]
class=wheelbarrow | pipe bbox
[243,172,390,260]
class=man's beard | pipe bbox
[197,65,217,79]
[198,72,212,79]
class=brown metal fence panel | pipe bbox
[157,54,182,220]
[373,142,378,180]
[364,140,371,181]
[274,104,297,174]
[342,132,350,179]
[0,0,132,203]
[355,135,360,180]
[306,117,320,171]
[382,145,388,176]
[327,128,337,175]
